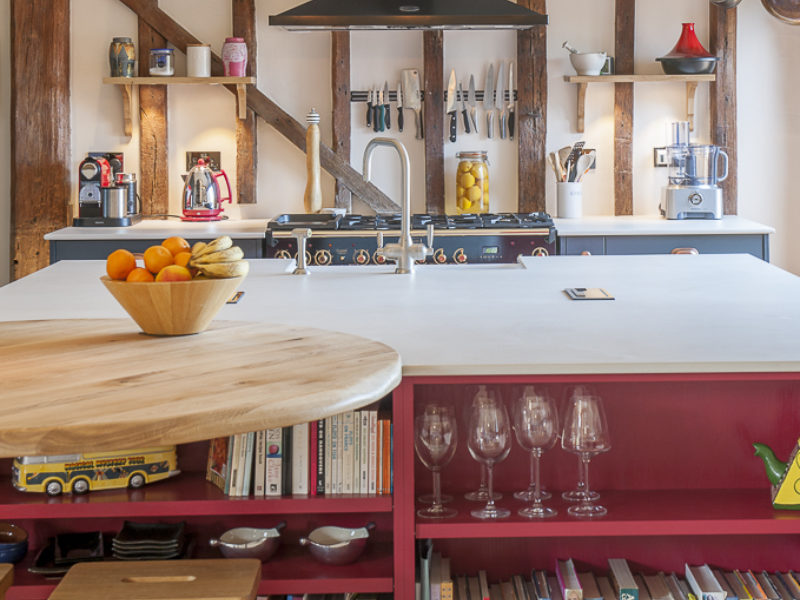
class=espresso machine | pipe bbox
[660,125,728,220]
[74,152,141,226]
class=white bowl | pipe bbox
[569,52,607,76]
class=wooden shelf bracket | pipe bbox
[120,83,133,137]
[576,81,588,133]
[686,80,698,132]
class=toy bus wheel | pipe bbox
[72,478,90,495]
[45,480,63,496]
[128,473,146,489]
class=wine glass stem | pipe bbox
[485,463,496,510]
[581,454,592,500]
[432,469,443,509]
[533,449,543,505]
[528,451,536,491]
[480,463,488,490]
[577,455,587,491]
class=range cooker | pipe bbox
[265,212,556,265]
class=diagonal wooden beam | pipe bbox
[117,0,398,212]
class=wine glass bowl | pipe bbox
[464,386,503,502]
[467,394,511,519]
[414,404,458,519]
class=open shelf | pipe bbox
[563,73,716,133]
[102,76,256,135]
[0,474,392,520]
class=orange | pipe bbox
[161,236,191,257]
[143,245,174,274]
[106,249,137,280]
[125,267,154,282]
[174,251,192,268]
[155,265,192,282]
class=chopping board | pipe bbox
[0,319,402,457]
[762,0,800,23]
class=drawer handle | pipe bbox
[580,251,592,256]
[671,247,699,255]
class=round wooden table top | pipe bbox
[0,319,402,457]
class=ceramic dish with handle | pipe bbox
[299,522,375,565]
[0,523,28,564]
[209,521,285,561]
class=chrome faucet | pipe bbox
[362,137,433,274]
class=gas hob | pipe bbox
[266,213,556,266]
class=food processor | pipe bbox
[660,123,728,220]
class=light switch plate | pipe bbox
[186,151,221,172]
[653,147,668,167]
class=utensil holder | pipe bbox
[556,182,582,218]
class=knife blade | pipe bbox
[366,86,373,128]
[507,61,515,141]
[402,68,423,140]
[467,74,479,135]
[377,86,385,132]
[373,88,380,132]
[446,69,457,143]
[396,82,404,133]
[483,63,495,139]
[459,82,470,134]
[495,61,507,140]
[383,81,391,130]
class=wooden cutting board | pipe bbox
[0,319,401,457]
[48,559,260,600]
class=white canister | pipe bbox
[556,182,583,218]
[186,43,211,78]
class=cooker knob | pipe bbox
[434,248,447,264]
[531,247,549,257]
[354,249,369,264]
[453,248,467,264]
[314,249,332,266]
[275,249,292,260]
[372,250,386,264]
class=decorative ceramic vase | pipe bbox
[109,37,135,77]
[665,22,714,58]
[221,37,247,77]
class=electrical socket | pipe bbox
[186,151,221,172]
[653,147,668,167]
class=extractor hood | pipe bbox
[269,0,548,30]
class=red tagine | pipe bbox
[664,22,714,58]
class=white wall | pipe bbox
[1,0,799,284]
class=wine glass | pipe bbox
[512,386,559,518]
[560,389,611,518]
[464,386,502,502]
[561,385,599,503]
[414,404,458,519]
[467,394,511,519]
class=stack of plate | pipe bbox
[112,521,186,561]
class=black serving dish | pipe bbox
[656,56,719,75]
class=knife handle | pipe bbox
[508,109,515,141]
[499,110,507,140]
[461,109,470,134]
[398,107,404,132]
[487,111,495,140]
[448,112,457,143]
[378,105,385,132]
[366,102,372,128]
[373,106,379,132]
[385,105,391,130]
[415,109,424,140]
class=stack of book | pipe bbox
[205,401,392,498]
[417,553,800,600]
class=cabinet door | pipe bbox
[604,234,768,260]
[558,236,606,256]
[50,239,263,263]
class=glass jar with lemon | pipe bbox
[455,151,489,214]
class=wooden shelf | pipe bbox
[102,76,256,136]
[564,73,716,133]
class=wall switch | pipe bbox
[653,147,668,167]
[186,151,221,172]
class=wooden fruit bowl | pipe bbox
[100,275,244,335]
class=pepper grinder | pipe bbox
[304,109,322,214]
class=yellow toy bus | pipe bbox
[12,446,179,496]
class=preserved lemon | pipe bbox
[455,151,489,214]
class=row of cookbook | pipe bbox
[256,594,390,599]
[205,400,392,497]
[418,547,800,600]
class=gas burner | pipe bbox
[413,214,452,229]
[449,214,484,229]
[338,215,380,230]
[375,213,402,230]
[481,213,523,228]
[517,212,553,228]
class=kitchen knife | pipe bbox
[446,69,457,143]
[402,68,423,140]
[366,86,373,128]
[459,82,470,134]
[483,63,495,139]
[373,89,380,133]
[397,82,404,133]
[467,74,479,134]
[383,81,391,130]
[495,61,507,140]
[377,86,385,132]
[507,61,516,141]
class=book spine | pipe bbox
[381,419,391,494]
[309,420,318,496]
[360,410,370,494]
[368,410,378,494]
[241,431,254,497]
[324,416,332,495]
[224,434,236,495]
[265,427,282,497]
[353,411,361,494]
[316,418,325,495]
[336,412,344,494]
[342,411,354,494]
[377,419,384,494]
[227,433,242,496]
[292,422,310,495]
[253,430,266,497]
[281,426,292,496]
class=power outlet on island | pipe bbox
[186,151,221,172]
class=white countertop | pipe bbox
[44,218,269,240]
[553,215,774,237]
[2,255,799,376]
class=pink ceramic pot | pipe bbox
[222,37,247,77]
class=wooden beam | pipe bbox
[710,4,738,215]
[614,0,635,215]
[138,1,169,217]
[10,0,71,280]
[233,0,257,205]
[118,0,398,212]
[517,0,547,213]
[332,31,352,212]
[423,31,444,214]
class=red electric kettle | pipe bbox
[181,159,232,221]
